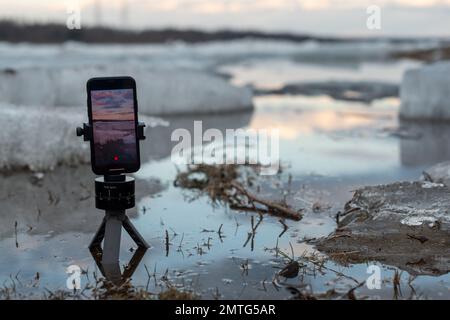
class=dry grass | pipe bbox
[91,279,152,300]
[158,287,198,300]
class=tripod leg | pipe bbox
[122,247,147,279]
[102,211,123,265]
[122,216,150,249]
[89,217,106,249]
[102,262,123,285]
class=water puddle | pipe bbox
[1,94,449,299]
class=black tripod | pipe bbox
[77,122,149,284]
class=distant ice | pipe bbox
[0,38,440,115]
[400,62,450,120]
[0,66,253,115]
[255,81,399,103]
[0,39,440,69]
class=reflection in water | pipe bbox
[0,165,164,239]
[140,110,253,162]
[251,106,389,139]
[251,95,397,138]
[220,59,419,90]
[400,120,450,167]
[91,246,147,285]
[246,96,406,179]
[2,95,450,299]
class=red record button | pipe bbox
[113,155,119,161]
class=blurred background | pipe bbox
[2,0,450,36]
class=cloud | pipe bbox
[139,0,450,13]
[91,89,134,121]
[6,0,449,15]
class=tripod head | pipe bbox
[76,121,146,211]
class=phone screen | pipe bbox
[90,88,138,173]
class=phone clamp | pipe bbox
[76,122,146,141]
[76,122,149,282]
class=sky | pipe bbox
[1,0,450,36]
[91,89,135,121]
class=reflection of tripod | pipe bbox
[77,122,149,284]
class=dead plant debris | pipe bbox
[174,164,303,221]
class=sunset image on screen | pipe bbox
[92,89,135,121]
[91,89,137,168]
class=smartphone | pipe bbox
[86,76,140,175]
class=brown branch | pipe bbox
[175,164,303,221]
[230,181,302,221]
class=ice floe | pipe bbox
[0,66,253,115]
[0,104,165,171]
[400,62,450,120]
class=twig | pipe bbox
[177,233,184,251]
[165,230,170,257]
[278,219,288,237]
[217,224,224,242]
[14,221,18,248]
[230,181,302,221]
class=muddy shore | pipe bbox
[318,181,450,276]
